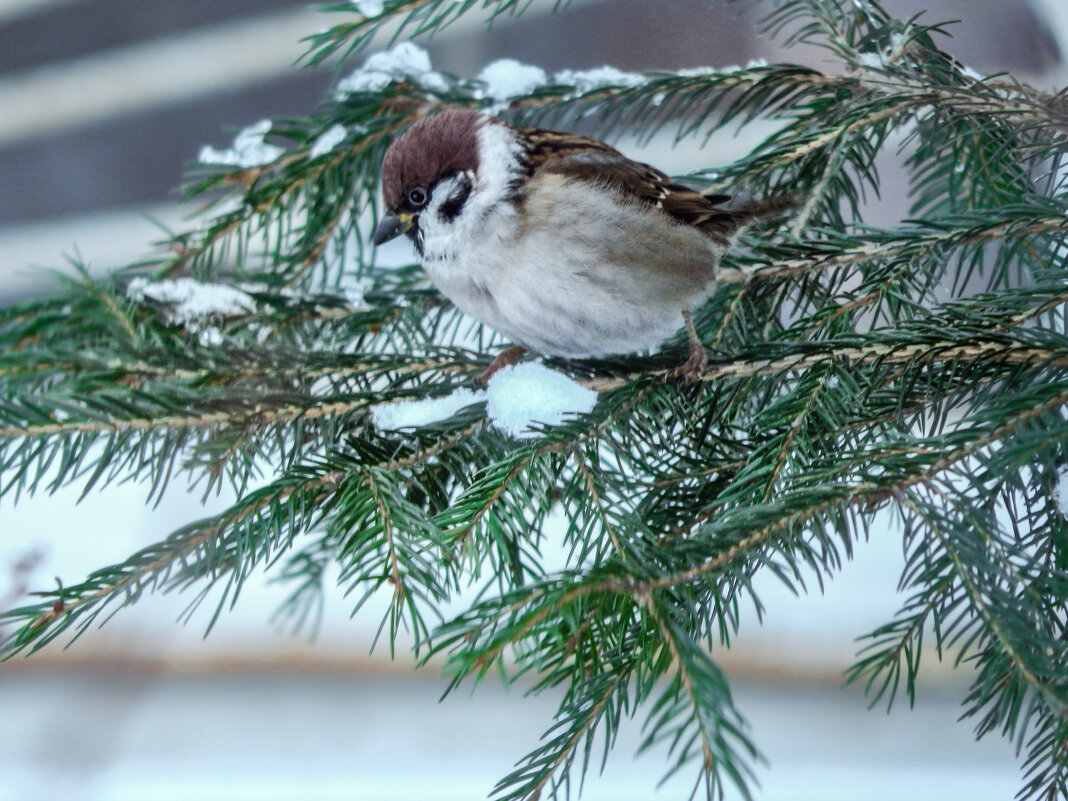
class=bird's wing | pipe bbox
[521,127,736,237]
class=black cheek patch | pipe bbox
[437,175,473,223]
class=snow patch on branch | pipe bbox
[197,326,225,347]
[336,42,449,96]
[855,51,885,69]
[198,119,284,169]
[1055,466,1068,518]
[469,56,775,111]
[370,363,598,437]
[486,363,598,438]
[309,124,348,158]
[127,277,257,327]
[371,389,485,431]
[555,66,647,94]
[677,59,768,78]
[477,59,548,105]
[353,0,384,16]
[475,60,648,109]
[855,32,909,70]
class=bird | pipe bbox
[373,109,792,382]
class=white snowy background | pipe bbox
[2,0,1065,799]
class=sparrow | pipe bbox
[373,109,791,382]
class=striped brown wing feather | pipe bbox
[519,126,741,241]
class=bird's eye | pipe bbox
[407,187,428,207]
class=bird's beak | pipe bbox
[373,213,414,246]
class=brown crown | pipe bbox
[381,110,484,211]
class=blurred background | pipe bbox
[1,1,1065,799]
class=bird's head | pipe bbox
[375,110,524,256]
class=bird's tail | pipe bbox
[728,194,799,224]
[698,193,798,241]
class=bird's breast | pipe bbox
[421,177,729,357]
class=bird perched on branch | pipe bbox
[374,109,792,382]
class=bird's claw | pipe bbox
[666,343,709,384]
[474,345,528,385]
[665,310,709,384]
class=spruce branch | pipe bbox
[1,464,346,654]
[643,599,761,800]
[2,0,1068,799]
[587,339,1068,393]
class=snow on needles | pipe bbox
[475,60,648,109]
[333,47,779,109]
[199,119,284,169]
[336,42,449,96]
[127,278,256,326]
[477,59,548,104]
[486,363,598,438]
[309,124,348,158]
[554,66,647,94]
[352,0,384,16]
[371,389,484,431]
[1055,466,1068,519]
[472,58,782,109]
[371,363,598,438]
[855,32,909,69]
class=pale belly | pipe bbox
[418,172,730,358]
[426,221,724,358]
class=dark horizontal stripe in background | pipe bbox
[0,0,307,74]
[0,72,329,223]
[0,0,1059,229]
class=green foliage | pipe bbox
[3,0,1068,798]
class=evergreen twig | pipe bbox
[2,1,1067,798]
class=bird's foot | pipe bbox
[665,311,709,384]
[666,343,709,383]
[474,345,528,385]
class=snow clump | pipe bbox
[370,363,598,438]
[353,0,384,16]
[309,124,348,158]
[127,277,257,327]
[487,363,598,438]
[371,389,485,431]
[198,119,284,169]
[1055,465,1068,519]
[554,66,647,95]
[335,42,449,96]
[476,59,548,105]
[475,60,649,108]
